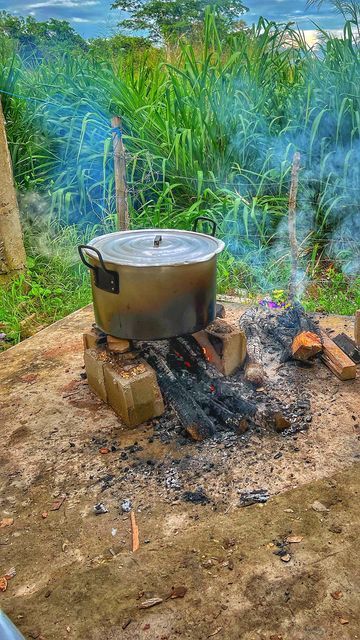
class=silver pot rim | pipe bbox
[84,229,225,268]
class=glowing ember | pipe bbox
[202,347,210,361]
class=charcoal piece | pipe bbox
[120,499,132,513]
[182,488,210,504]
[93,503,109,515]
[333,333,360,364]
[239,489,270,507]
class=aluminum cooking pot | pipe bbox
[78,216,225,340]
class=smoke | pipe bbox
[217,37,360,295]
[11,18,360,297]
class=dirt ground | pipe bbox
[0,303,359,640]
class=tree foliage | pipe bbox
[111,0,248,42]
[89,34,153,61]
[0,11,87,57]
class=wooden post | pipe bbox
[288,152,301,301]
[111,116,129,231]
[355,310,360,347]
[0,99,26,281]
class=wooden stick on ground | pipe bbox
[130,510,139,552]
[320,331,357,381]
[288,152,301,302]
[111,116,130,231]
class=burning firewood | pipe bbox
[171,337,271,432]
[143,346,216,441]
[192,330,224,373]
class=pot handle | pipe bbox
[78,245,119,294]
[192,216,217,237]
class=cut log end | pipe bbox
[292,331,322,362]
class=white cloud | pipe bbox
[26,0,100,8]
[71,17,91,23]
[302,28,343,46]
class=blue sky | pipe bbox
[0,1,344,39]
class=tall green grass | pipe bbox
[0,11,359,346]
[2,13,359,262]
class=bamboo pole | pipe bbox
[0,99,26,281]
[111,116,129,231]
[288,151,301,302]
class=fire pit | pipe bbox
[79,226,357,444]
[82,302,334,442]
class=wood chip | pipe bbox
[139,597,163,609]
[130,511,139,552]
[0,576,8,592]
[331,591,343,600]
[339,618,349,625]
[4,567,16,580]
[50,495,66,511]
[285,535,303,544]
[0,518,14,528]
[280,553,291,563]
[169,586,187,599]
[99,447,110,455]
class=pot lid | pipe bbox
[86,229,225,267]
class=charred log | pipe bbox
[143,346,216,441]
[240,304,321,365]
[186,386,248,434]
[239,308,266,384]
[171,336,268,425]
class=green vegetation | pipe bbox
[111,0,247,42]
[0,5,359,348]
[0,227,91,346]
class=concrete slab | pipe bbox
[0,303,359,640]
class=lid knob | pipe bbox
[153,235,162,247]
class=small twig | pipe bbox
[288,151,301,302]
[130,510,139,552]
